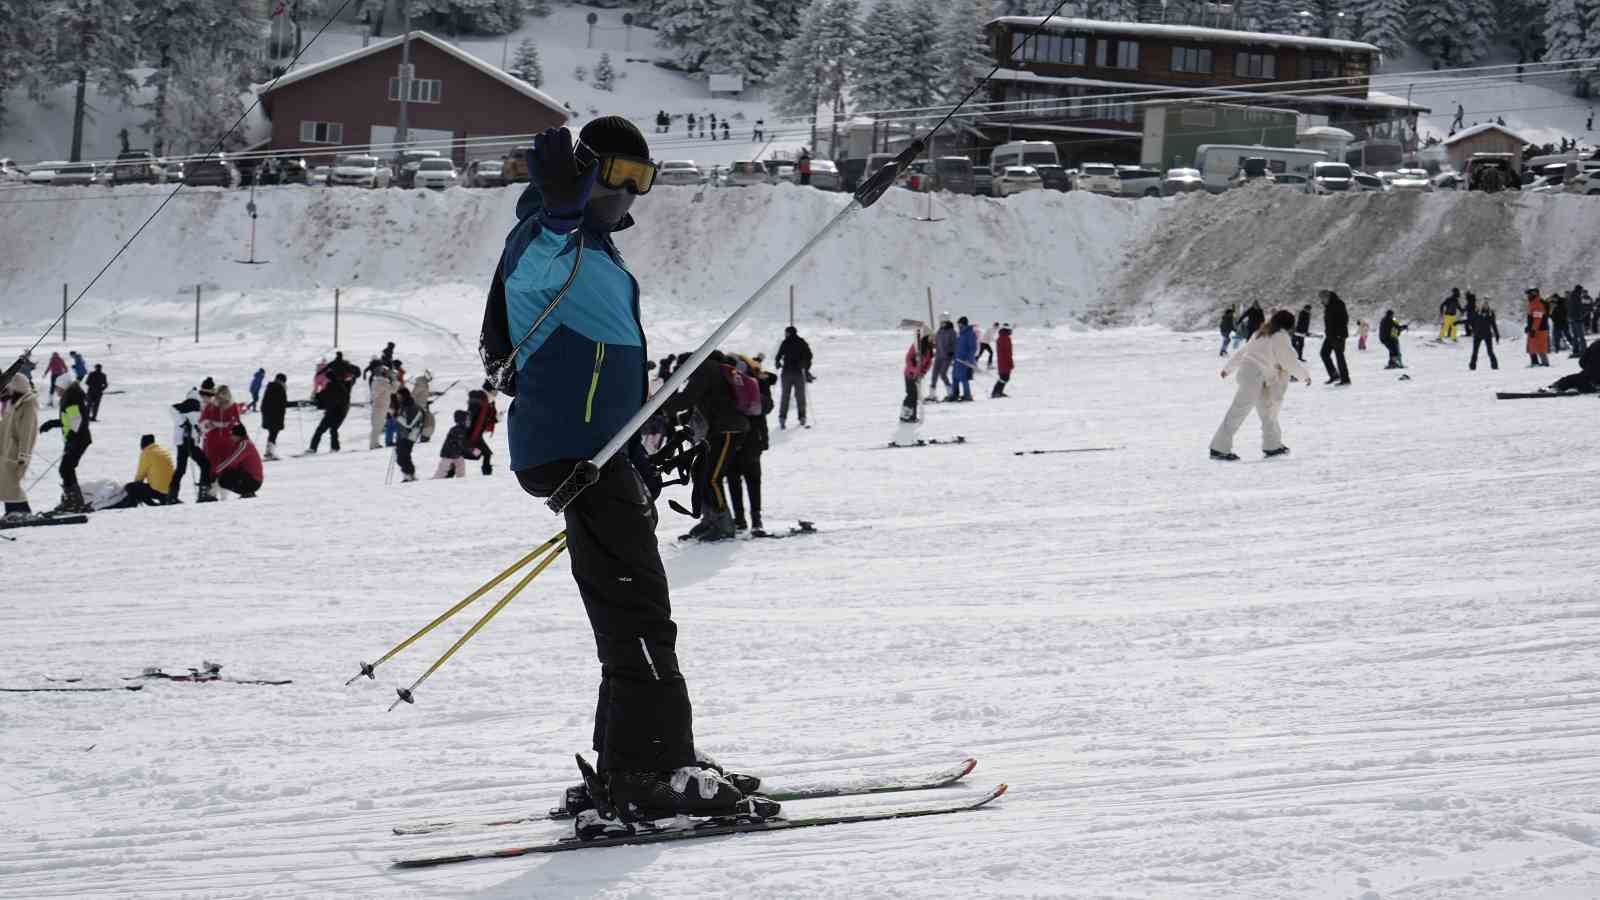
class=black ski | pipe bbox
[879,435,965,449]
[0,514,88,531]
[121,665,292,686]
[1013,446,1123,456]
[392,784,1007,867]
[1496,391,1592,399]
[393,756,977,835]
[750,520,817,540]
[2,684,143,693]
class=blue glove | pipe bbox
[528,127,595,234]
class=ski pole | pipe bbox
[26,455,61,493]
[346,530,566,685]
[389,537,568,710]
[385,447,395,485]
[542,0,1076,515]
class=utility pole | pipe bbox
[395,6,413,165]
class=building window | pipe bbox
[388,77,442,103]
[1308,56,1336,81]
[1181,108,1217,127]
[1015,31,1087,66]
[1236,52,1277,79]
[1094,39,1139,70]
[299,121,344,144]
[1171,46,1213,74]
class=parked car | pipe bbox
[277,157,310,185]
[1117,166,1164,198]
[808,158,842,191]
[413,157,458,189]
[329,154,391,188]
[656,160,702,186]
[465,159,507,187]
[310,165,332,186]
[1270,173,1309,188]
[900,160,931,191]
[1231,156,1272,188]
[111,150,161,185]
[157,159,184,183]
[397,149,441,188]
[28,161,67,185]
[1387,168,1432,192]
[1464,153,1520,192]
[726,161,768,187]
[1351,171,1387,192]
[0,158,25,182]
[51,163,99,186]
[1033,163,1072,192]
[233,157,265,186]
[184,156,239,188]
[1526,174,1565,193]
[840,158,869,192]
[972,164,994,196]
[763,160,798,184]
[1306,161,1355,194]
[993,165,1044,197]
[930,156,976,194]
[1562,160,1600,195]
[1075,162,1120,195]
[1431,171,1462,190]
[1162,168,1206,195]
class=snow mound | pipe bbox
[1110,185,1600,327]
[0,183,1154,331]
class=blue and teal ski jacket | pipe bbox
[481,185,649,473]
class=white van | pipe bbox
[1194,144,1326,193]
[990,141,1060,172]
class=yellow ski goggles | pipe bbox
[576,141,656,195]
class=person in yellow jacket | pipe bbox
[113,434,175,508]
[0,372,40,520]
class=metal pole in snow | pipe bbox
[61,285,67,343]
[334,288,340,348]
[194,285,200,343]
[789,285,794,327]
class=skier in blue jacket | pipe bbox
[478,117,754,831]
[949,316,979,401]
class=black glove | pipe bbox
[232,424,248,438]
[40,419,60,433]
[805,370,816,384]
[528,127,595,233]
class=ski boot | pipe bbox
[696,509,736,543]
[197,484,219,503]
[605,766,778,823]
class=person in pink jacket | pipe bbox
[1209,309,1311,461]
[901,330,934,422]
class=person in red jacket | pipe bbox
[901,330,933,422]
[990,324,1015,397]
[200,385,264,497]
[1526,288,1551,367]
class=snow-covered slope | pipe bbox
[1112,184,1600,329]
[2,312,1598,898]
[1376,46,1596,149]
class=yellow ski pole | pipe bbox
[389,538,568,710]
[347,531,565,685]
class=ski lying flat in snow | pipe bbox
[0,514,89,531]
[1496,391,1594,399]
[391,783,1007,867]
[880,436,966,449]
[1,684,144,693]
[392,757,978,835]
[1013,446,1124,456]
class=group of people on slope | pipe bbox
[902,317,1014,423]
[0,360,150,517]
[1221,296,1352,388]
[1520,285,1592,368]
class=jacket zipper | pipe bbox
[584,342,606,423]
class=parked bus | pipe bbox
[990,141,1060,172]
[1194,144,1326,192]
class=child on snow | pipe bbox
[434,410,470,479]
[1356,319,1370,351]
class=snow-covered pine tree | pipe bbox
[851,0,904,112]
[529,0,552,16]
[593,52,616,91]
[165,49,247,155]
[1357,0,1410,57]
[653,0,713,71]
[0,0,45,133]
[891,0,943,112]
[512,38,544,87]
[814,0,864,113]
[134,1,262,158]
[935,0,995,105]
[40,0,141,161]
[703,0,788,84]
[1456,0,1498,64]
[1080,0,1141,20]
[772,1,828,117]
[1580,0,1600,95]
[1412,0,1468,66]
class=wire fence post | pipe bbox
[789,285,795,327]
[61,284,67,343]
[334,288,340,348]
[194,285,201,343]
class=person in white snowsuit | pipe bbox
[0,373,40,519]
[1209,309,1311,461]
[369,366,396,450]
[411,370,436,442]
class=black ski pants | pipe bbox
[1292,333,1306,360]
[217,470,260,497]
[310,406,347,451]
[395,438,416,477]
[518,456,694,773]
[472,437,493,474]
[903,374,920,418]
[1320,336,1350,383]
[168,438,211,501]
[58,434,90,494]
[105,481,166,509]
[723,421,765,525]
[1382,338,1403,368]
[87,388,104,421]
[1470,335,1498,370]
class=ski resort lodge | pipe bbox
[977,16,1429,169]
[257,31,567,166]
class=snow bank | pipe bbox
[1111,184,1600,328]
[0,183,1153,332]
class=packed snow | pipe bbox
[3,294,1599,896]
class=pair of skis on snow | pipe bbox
[389,756,1005,867]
